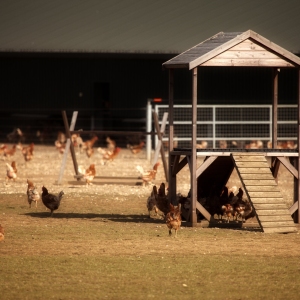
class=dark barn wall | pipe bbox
[173,67,298,105]
[0,54,170,116]
[0,54,172,140]
[0,53,298,144]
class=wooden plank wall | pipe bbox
[202,39,295,67]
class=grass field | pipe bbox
[1,193,300,300]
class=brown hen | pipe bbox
[127,141,145,154]
[165,203,182,237]
[27,179,40,208]
[78,164,96,185]
[22,143,34,162]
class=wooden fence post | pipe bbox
[56,111,79,185]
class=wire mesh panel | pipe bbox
[155,104,297,149]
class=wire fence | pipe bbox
[0,108,147,148]
[155,104,298,149]
[1,104,298,151]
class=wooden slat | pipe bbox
[254,203,289,210]
[242,179,277,186]
[263,227,298,234]
[201,58,295,67]
[255,209,292,216]
[250,198,284,204]
[277,156,298,179]
[246,186,281,192]
[216,50,280,60]
[196,156,218,178]
[248,191,282,198]
[239,173,275,180]
[233,155,268,162]
[258,215,294,222]
[234,161,270,168]
[195,201,211,221]
[238,167,271,174]
[229,39,266,51]
[260,221,296,227]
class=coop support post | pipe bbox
[168,69,176,204]
[146,99,152,161]
[153,111,168,182]
[152,112,168,166]
[297,68,300,223]
[272,68,278,149]
[56,111,79,185]
[190,67,198,226]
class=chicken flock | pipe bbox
[1,127,266,241]
[145,182,256,236]
[1,132,146,223]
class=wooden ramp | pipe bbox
[232,154,297,234]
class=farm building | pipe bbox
[0,0,300,145]
[163,29,300,232]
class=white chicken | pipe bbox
[6,162,17,182]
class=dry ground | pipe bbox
[0,144,295,206]
[1,145,300,299]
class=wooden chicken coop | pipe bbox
[162,30,300,233]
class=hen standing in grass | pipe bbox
[6,161,17,182]
[102,147,121,163]
[127,141,145,154]
[27,179,40,208]
[22,143,34,163]
[3,144,17,159]
[41,186,64,217]
[78,164,96,185]
[136,162,160,186]
[165,203,182,237]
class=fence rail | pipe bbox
[154,104,298,149]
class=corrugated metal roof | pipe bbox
[163,30,300,69]
[0,0,300,54]
[163,32,243,68]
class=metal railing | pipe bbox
[154,104,297,149]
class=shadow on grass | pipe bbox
[67,179,143,186]
[23,212,164,223]
[23,212,262,231]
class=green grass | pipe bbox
[1,193,300,300]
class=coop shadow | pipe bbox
[23,212,164,223]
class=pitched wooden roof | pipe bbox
[163,30,300,70]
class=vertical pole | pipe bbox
[168,69,176,204]
[146,99,152,161]
[153,111,168,182]
[152,112,168,166]
[191,67,198,226]
[57,111,79,185]
[292,157,298,223]
[297,68,300,223]
[212,106,216,148]
[272,68,279,148]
